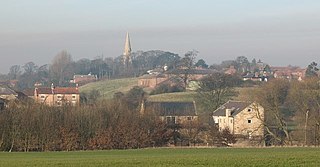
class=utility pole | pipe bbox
[305,109,310,146]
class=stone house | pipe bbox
[145,101,198,124]
[0,86,18,100]
[71,74,97,85]
[34,85,80,106]
[212,101,264,139]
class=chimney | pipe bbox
[226,109,232,117]
[76,84,79,90]
[34,87,38,97]
[51,83,54,94]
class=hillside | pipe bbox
[79,78,138,99]
[79,77,256,102]
[148,92,196,102]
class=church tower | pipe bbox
[123,32,132,66]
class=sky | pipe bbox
[1,0,320,73]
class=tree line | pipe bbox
[0,86,236,152]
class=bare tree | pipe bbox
[50,50,74,85]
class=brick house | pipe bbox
[34,85,80,106]
[271,66,306,80]
[138,74,168,88]
[212,101,264,139]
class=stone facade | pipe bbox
[213,101,264,139]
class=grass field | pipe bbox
[79,78,138,99]
[0,148,319,167]
[148,91,196,102]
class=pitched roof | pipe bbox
[212,101,251,116]
[146,101,197,116]
[22,88,35,96]
[139,74,167,79]
[36,87,79,94]
[0,86,17,95]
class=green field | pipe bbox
[79,78,138,99]
[0,148,319,167]
[148,91,196,102]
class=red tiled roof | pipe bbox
[36,87,79,94]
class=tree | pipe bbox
[23,62,38,75]
[235,56,250,73]
[124,86,147,111]
[8,65,21,80]
[196,73,238,112]
[16,62,39,90]
[195,59,208,68]
[306,62,319,77]
[177,50,198,90]
[254,79,292,146]
[221,128,237,146]
[50,50,74,85]
[287,78,320,145]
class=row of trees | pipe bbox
[0,85,237,152]
[251,77,320,146]
[4,50,205,90]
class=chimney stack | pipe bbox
[226,109,232,117]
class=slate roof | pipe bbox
[212,101,251,117]
[22,88,35,96]
[146,101,197,116]
[0,86,17,95]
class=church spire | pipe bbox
[123,32,132,65]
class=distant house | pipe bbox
[34,85,80,106]
[166,68,217,81]
[138,74,168,88]
[212,101,264,140]
[224,66,237,75]
[271,66,306,81]
[242,73,268,82]
[0,86,18,100]
[145,101,198,124]
[22,88,35,99]
[71,74,97,85]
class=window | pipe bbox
[166,116,176,125]
[247,108,252,112]
[187,116,192,121]
[248,119,252,124]
[230,119,233,123]
[57,95,61,99]
[40,96,45,99]
[72,95,76,99]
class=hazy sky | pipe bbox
[1,0,320,73]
